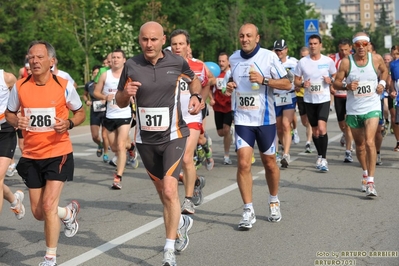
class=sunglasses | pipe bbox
[354,41,369,48]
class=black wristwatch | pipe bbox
[67,119,74,130]
[262,77,269,86]
[190,93,202,103]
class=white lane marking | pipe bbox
[60,173,262,266]
[73,153,93,157]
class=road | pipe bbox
[1,110,399,266]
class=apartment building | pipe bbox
[340,0,395,30]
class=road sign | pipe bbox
[304,19,319,47]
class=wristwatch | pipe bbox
[262,77,269,86]
[190,93,202,103]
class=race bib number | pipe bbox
[354,81,375,97]
[236,92,260,110]
[25,107,56,132]
[216,78,224,90]
[179,79,190,95]
[274,93,293,106]
[138,107,169,131]
[93,100,106,112]
[309,82,323,94]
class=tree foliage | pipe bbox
[4,0,395,85]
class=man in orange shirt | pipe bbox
[6,40,86,266]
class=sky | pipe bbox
[306,0,399,19]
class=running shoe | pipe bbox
[196,145,206,164]
[376,154,382,165]
[223,157,232,165]
[366,183,377,197]
[340,133,345,147]
[381,127,387,138]
[109,156,117,167]
[390,126,394,134]
[181,198,195,214]
[38,256,57,266]
[62,200,80,237]
[268,201,282,222]
[344,151,353,163]
[293,130,300,144]
[127,147,139,169]
[238,208,256,229]
[251,153,256,164]
[394,144,399,152]
[192,176,206,206]
[205,148,214,171]
[111,174,122,190]
[280,154,290,168]
[305,143,312,153]
[10,190,25,220]
[315,156,322,170]
[6,164,17,177]
[361,174,367,192]
[102,154,109,163]
[175,215,193,252]
[319,159,329,172]
[96,144,103,157]
[162,249,176,266]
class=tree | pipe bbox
[330,10,354,50]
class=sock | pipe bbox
[10,163,16,168]
[164,239,175,251]
[46,246,57,257]
[178,215,184,229]
[57,206,70,220]
[185,196,193,201]
[319,133,328,158]
[312,135,320,155]
[269,195,279,203]
[244,203,253,211]
[346,149,351,153]
[367,176,374,183]
[224,155,230,159]
[363,170,368,177]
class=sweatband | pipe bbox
[352,36,370,43]
[379,80,386,88]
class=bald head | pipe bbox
[139,21,166,64]
[140,21,164,36]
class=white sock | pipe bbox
[244,203,253,211]
[164,239,175,251]
[363,170,368,177]
[367,176,374,183]
[269,195,279,203]
[57,206,71,220]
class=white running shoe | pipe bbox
[38,256,57,266]
[175,215,193,252]
[10,190,25,220]
[6,164,17,177]
[344,151,353,163]
[366,183,377,197]
[238,208,256,229]
[268,201,282,222]
[62,200,80,237]
[361,174,367,192]
[223,157,232,165]
[319,159,329,172]
[162,249,176,266]
[315,157,322,170]
[293,130,300,144]
[280,154,290,168]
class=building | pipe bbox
[340,0,396,31]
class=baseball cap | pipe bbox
[273,39,287,50]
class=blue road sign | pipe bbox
[304,19,319,47]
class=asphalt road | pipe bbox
[1,109,399,266]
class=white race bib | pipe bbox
[274,93,293,106]
[138,107,169,131]
[93,100,106,112]
[309,82,323,94]
[236,92,260,110]
[353,81,375,97]
[25,107,56,132]
[179,79,190,95]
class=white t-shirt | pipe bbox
[294,55,337,104]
